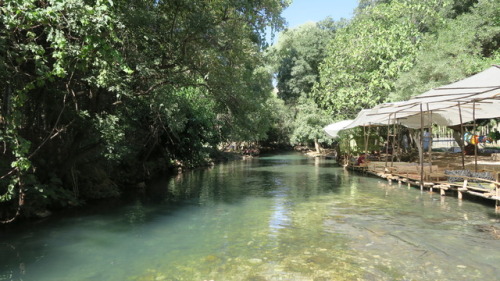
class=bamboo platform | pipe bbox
[347,155,500,210]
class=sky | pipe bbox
[267,0,359,44]
[282,0,359,29]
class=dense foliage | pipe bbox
[268,19,339,105]
[1,0,499,222]
[266,19,340,151]
[389,0,500,101]
[313,0,453,119]
[271,0,498,153]
[313,0,499,120]
[0,0,289,222]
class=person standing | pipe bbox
[401,134,409,152]
[423,129,432,152]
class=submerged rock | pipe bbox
[35,209,52,218]
[204,255,220,263]
[248,258,263,264]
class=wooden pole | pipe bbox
[459,179,467,200]
[420,103,424,190]
[347,135,351,168]
[427,104,433,173]
[458,101,465,169]
[363,125,368,157]
[392,113,396,167]
[367,125,371,158]
[496,184,499,211]
[385,114,392,170]
[473,100,477,173]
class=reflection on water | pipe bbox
[269,185,291,235]
[1,153,499,281]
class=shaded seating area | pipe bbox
[325,65,500,209]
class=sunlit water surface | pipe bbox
[1,153,499,281]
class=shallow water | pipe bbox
[1,153,499,281]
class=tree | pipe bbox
[1,0,128,221]
[290,97,334,153]
[265,19,340,150]
[267,18,339,105]
[0,0,289,222]
[313,0,452,120]
[389,0,500,101]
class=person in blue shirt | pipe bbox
[423,129,431,151]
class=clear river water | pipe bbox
[1,153,499,281]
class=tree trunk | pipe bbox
[450,127,463,148]
[411,129,422,158]
[314,139,321,154]
[2,84,11,124]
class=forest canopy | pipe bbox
[0,0,289,221]
[270,0,498,151]
[1,0,499,222]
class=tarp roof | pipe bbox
[413,65,500,103]
[323,65,500,133]
[324,119,354,138]
[361,65,500,128]
[371,99,500,128]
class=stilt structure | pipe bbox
[457,101,465,169]
[473,100,478,172]
[419,103,424,190]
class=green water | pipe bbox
[1,153,499,281]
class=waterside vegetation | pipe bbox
[1,0,499,222]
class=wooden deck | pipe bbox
[347,153,500,210]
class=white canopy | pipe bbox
[323,119,354,138]
[413,65,500,103]
[323,65,500,134]
[345,106,400,129]
[371,99,500,128]
[359,65,500,128]
[398,101,500,128]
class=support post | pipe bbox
[363,125,367,157]
[427,104,433,173]
[385,114,392,170]
[459,179,467,200]
[392,114,396,167]
[458,102,465,169]
[473,100,477,173]
[346,135,351,168]
[420,103,424,190]
[496,184,499,211]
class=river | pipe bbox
[1,153,499,281]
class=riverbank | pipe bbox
[0,145,295,224]
[293,146,338,159]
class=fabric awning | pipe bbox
[322,65,500,137]
[413,65,500,103]
[323,120,354,138]
[358,65,500,128]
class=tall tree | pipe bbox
[1,0,128,220]
[265,19,339,150]
[313,0,452,120]
[389,0,500,101]
[268,18,339,105]
[289,97,334,153]
[0,0,289,222]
